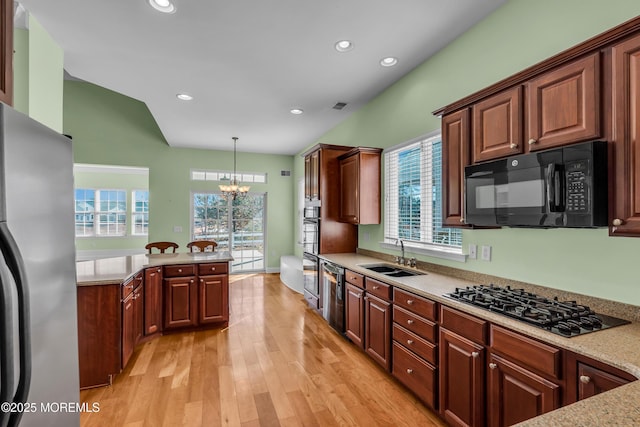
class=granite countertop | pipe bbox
[76,252,234,286]
[320,252,640,427]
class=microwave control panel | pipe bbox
[566,160,590,213]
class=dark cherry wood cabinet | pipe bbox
[439,306,487,427]
[198,263,229,325]
[0,0,13,105]
[364,277,393,371]
[526,53,600,152]
[77,284,121,389]
[487,353,560,427]
[164,264,198,329]
[122,273,144,368]
[441,109,470,227]
[344,270,365,349]
[472,86,523,162]
[610,33,640,237]
[364,292,392,371]
[338,147,382,224]
[392,288,438,410]
[144,267,163,335]
[302,144,358,253]
[565,351,637,404]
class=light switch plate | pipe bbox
[468,244,477,259]
[481,245,491,261]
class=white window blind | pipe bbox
[384,134,461,249]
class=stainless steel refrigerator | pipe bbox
[0,103,80,426]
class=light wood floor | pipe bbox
[80,273,446,427]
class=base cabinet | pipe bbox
[364,293,392,371]
[487,354,560,427]
[122,274,143,368]
[199,274,229,324]
[144,267,163,335]
[164,276,198,329]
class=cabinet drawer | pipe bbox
[345,269,364,289]
[164,264,196,277]
[198,262,228,276]
[365,277,392,301]
[393,324,437,365]
[392,342,437,410]
[393,288,437,321]
[440,305,487,344]
[393,306,437,342]
[491,325,561,379]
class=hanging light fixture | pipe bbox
[219,137,250,199]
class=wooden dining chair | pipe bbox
[145,241,179,254]
[187,240,218,253]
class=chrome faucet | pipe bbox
[395,239,405,265]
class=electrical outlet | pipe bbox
[468,244,477,259]
[481,245,492,261]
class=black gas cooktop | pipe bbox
[445,284,629,337]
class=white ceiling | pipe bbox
[17,0,506,155]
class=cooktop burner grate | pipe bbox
[445,284,629,337]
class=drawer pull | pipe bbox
[471,351,479,358]
[211,267,216,271]
[407,319,414,325]
[407,339,414,345]
[406,368,413,374]
[372,285,379,290]
[489,363,497,370]
[407,299,414,305]
[178,268,183,273]
[157,268,161,273]
[580,375,591,384]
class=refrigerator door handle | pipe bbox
[0,223,31,427]
[0,242,15,427]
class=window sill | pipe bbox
[379,241,466,263]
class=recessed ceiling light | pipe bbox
[335,40,354,52]
[176,93,193,101]
[148,0,176,13]
[380,57,398,67]
[290,108,304,115]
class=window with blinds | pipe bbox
[384,133,462,249]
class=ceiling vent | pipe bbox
[332,102,347,110]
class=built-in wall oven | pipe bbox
[321,260,345,334]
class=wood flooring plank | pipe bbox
[79,273,447,427]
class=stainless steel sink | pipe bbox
[358,263,426,277]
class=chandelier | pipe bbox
[219,137,250,199]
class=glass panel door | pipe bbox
[192,192,265,273]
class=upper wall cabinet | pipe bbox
[610,33,640,237]
[435,16,640,236]
[0,0,13,105]
[472,86,523,162]
[338,147,382,224]
[526,53,600,151]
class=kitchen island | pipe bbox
[76,252,233,388]
[320,252,640,427]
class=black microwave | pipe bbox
[464,141,608,228]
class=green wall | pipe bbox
[64,81,295,270]
[294,0,640,304]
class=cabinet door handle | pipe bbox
[471,351,479,358]
[612,218,623,226]
[460,217,465,223]
[528,138,537,145]
[157,268,161,273]
[407,299,414,305]
[406,368,413,374]
[580,375,591,384]
[489,363,497,370]
[190,280,194,283]
[510,143,518,149]
[407,339,414,345]
[407,319,414,325]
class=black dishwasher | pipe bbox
[321,260,345,334]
